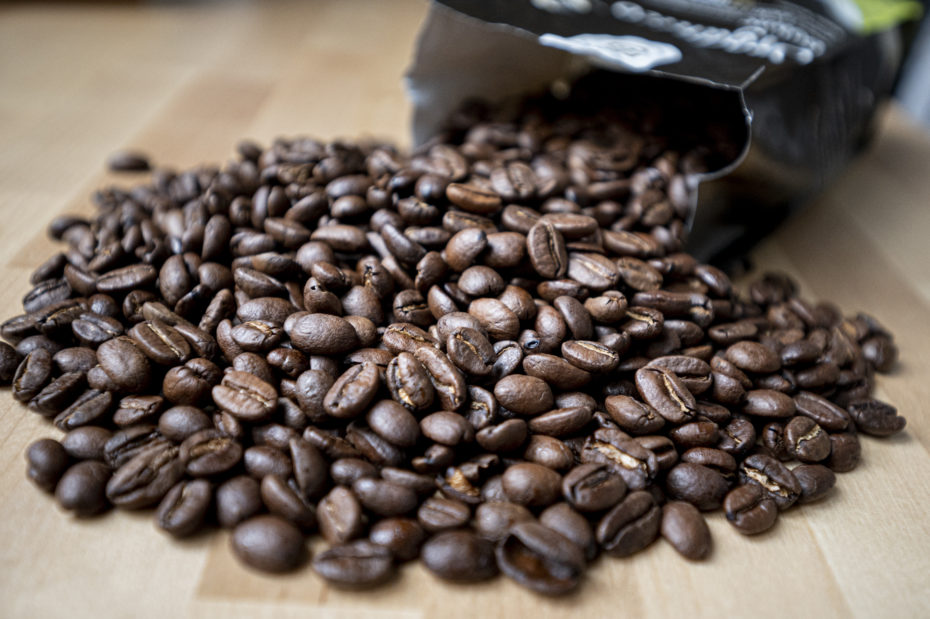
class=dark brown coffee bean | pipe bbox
[446,182,501,214]
[180,429,243,477]
[739,454,801,510]
[793,464,837,504]
[369,518,425,562]
[635,367,698,424]
[106,443,184,509]
[494,374,553,416]
[25,438,70,492]
[497,521,585,595]
[527,220,568,279]
[474,501,534,541]
[502,462,562,508]
[313,540,394,589]
[318,486,364,544]
[107,150,150,171]
[445,227,488,272]
[446,327,495,376]
[103,425,166,469]
[96,336,150,392]
[475,419,527,453]
[794,391,850,432]
[605,395,665,435]
[323,361,380,419]
[232,515,307,573]
[523,354,591,390]
[156,479,211,537]
[286,313,359,355]
[668,421,719,450]
[528,407,592,438]
[661,501,711,560]
[847,399,906,437]
[615,257,663,291]
[243,445,292,479]
[784,416,831,462]
[827,432,861,472]
[421,530,498,582]
[61,426,111,461]
[562,463,627,512]
[743,389,796,418]
[581,428,658,491]
[664,462,729,511]
[725,341,781,373]
[215,476,262,528]
[28,371,85,417]
[561,340,620,373]
[596,490,660,557]
[96,264,157,293]
[52,388,113,433]
[212,370,277,422]
[417,496,471,532]
[723,484,778,536]
[12,348,53,403]
[414,346,466,411]
[55,460,112,516]
[260,474,316,530]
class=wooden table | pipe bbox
[1,1,928,617]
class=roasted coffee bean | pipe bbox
[243,445,292,479]
[561,339,620,373]
[417,496,471,532]
[213,370,277,422]
[664,462,729,511]
[469,297,520,341]
[29,371,85,417]
[96,264,157,293]
[784,416,831,462]
[61,426,111,461]
[414,346,466,411]
[523,353,591,390]
[156,479,212,537]
[261,474,316,530]
[494,374,553,416]
[369,518,426,562]
[352,477,418,517]
[180,429,243,477]
[847,399,906,437]
[743,389,796,418]
[605,395,665,435]
[55,460,112,516]
[794,391,850,432]
[725,341,781,373]
[216,475,263,528]
[497,521,585,595]
[421,530,498,582]
[635,367,698,423]
[528,407,592,438]
[421,411,474,446]
[502,462,562,508]
[318,486,365,545]
[827,432,861,472]
[106,443,184,509]
[793,464,837,504]
[596,490,661,557]
[323,362,380,419]
[25,438,70,492]
[158,405,212,442]
[446,327,495,376]
[386,352,434,413]
[661,501,711,560]
[96,336,150,392]
[232,515,307,573]
[444,228,488,272]
[739,454,801,510]
[723,484,778,535]
[103,425,166,469]
[473,501,534,541]
[12,348,53,403]
[562,463,627,512]
[523,435,574,471]
[313,540,394,589]
[581,428,658,491]
[286,313,359,354]
[0,342,24,383]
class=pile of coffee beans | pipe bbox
[4,86,905,594]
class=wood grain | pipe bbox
[1,1,928,617]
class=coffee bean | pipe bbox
[562,463,627,512]
[25,438,70,492]
[369,518,426,561]
[784,416,831,462]
[561,340,620,373]
[502,462,562,508]
[497,521,586,595]
[739,454,801,510]
[106,443,184,509]
[635,367,698,423]
[417,496,471,532]
[180,429,243,477]
[827,432,861,472]
[743,389,796,418]
[596,490,660,557]
[286,313,359,355]
[313,540,394,589]
[528,407,592,438]
[724,484,778,535]
[494,375,553,416]
[660,501,711,560]
[156,479,211,537]
[414,346,466,411]
[61,426,111,461]
[318,486,364,545]
[232,515,307,573]
[421,530,498,582]
[605,395,665,435]
[212,370,277,422]
[216,475,262,528]
[847,399,906,437]
[96,336,150,392]
[55,460,112,516]
[527,221,568,279]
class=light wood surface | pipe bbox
[1,2,929,617]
